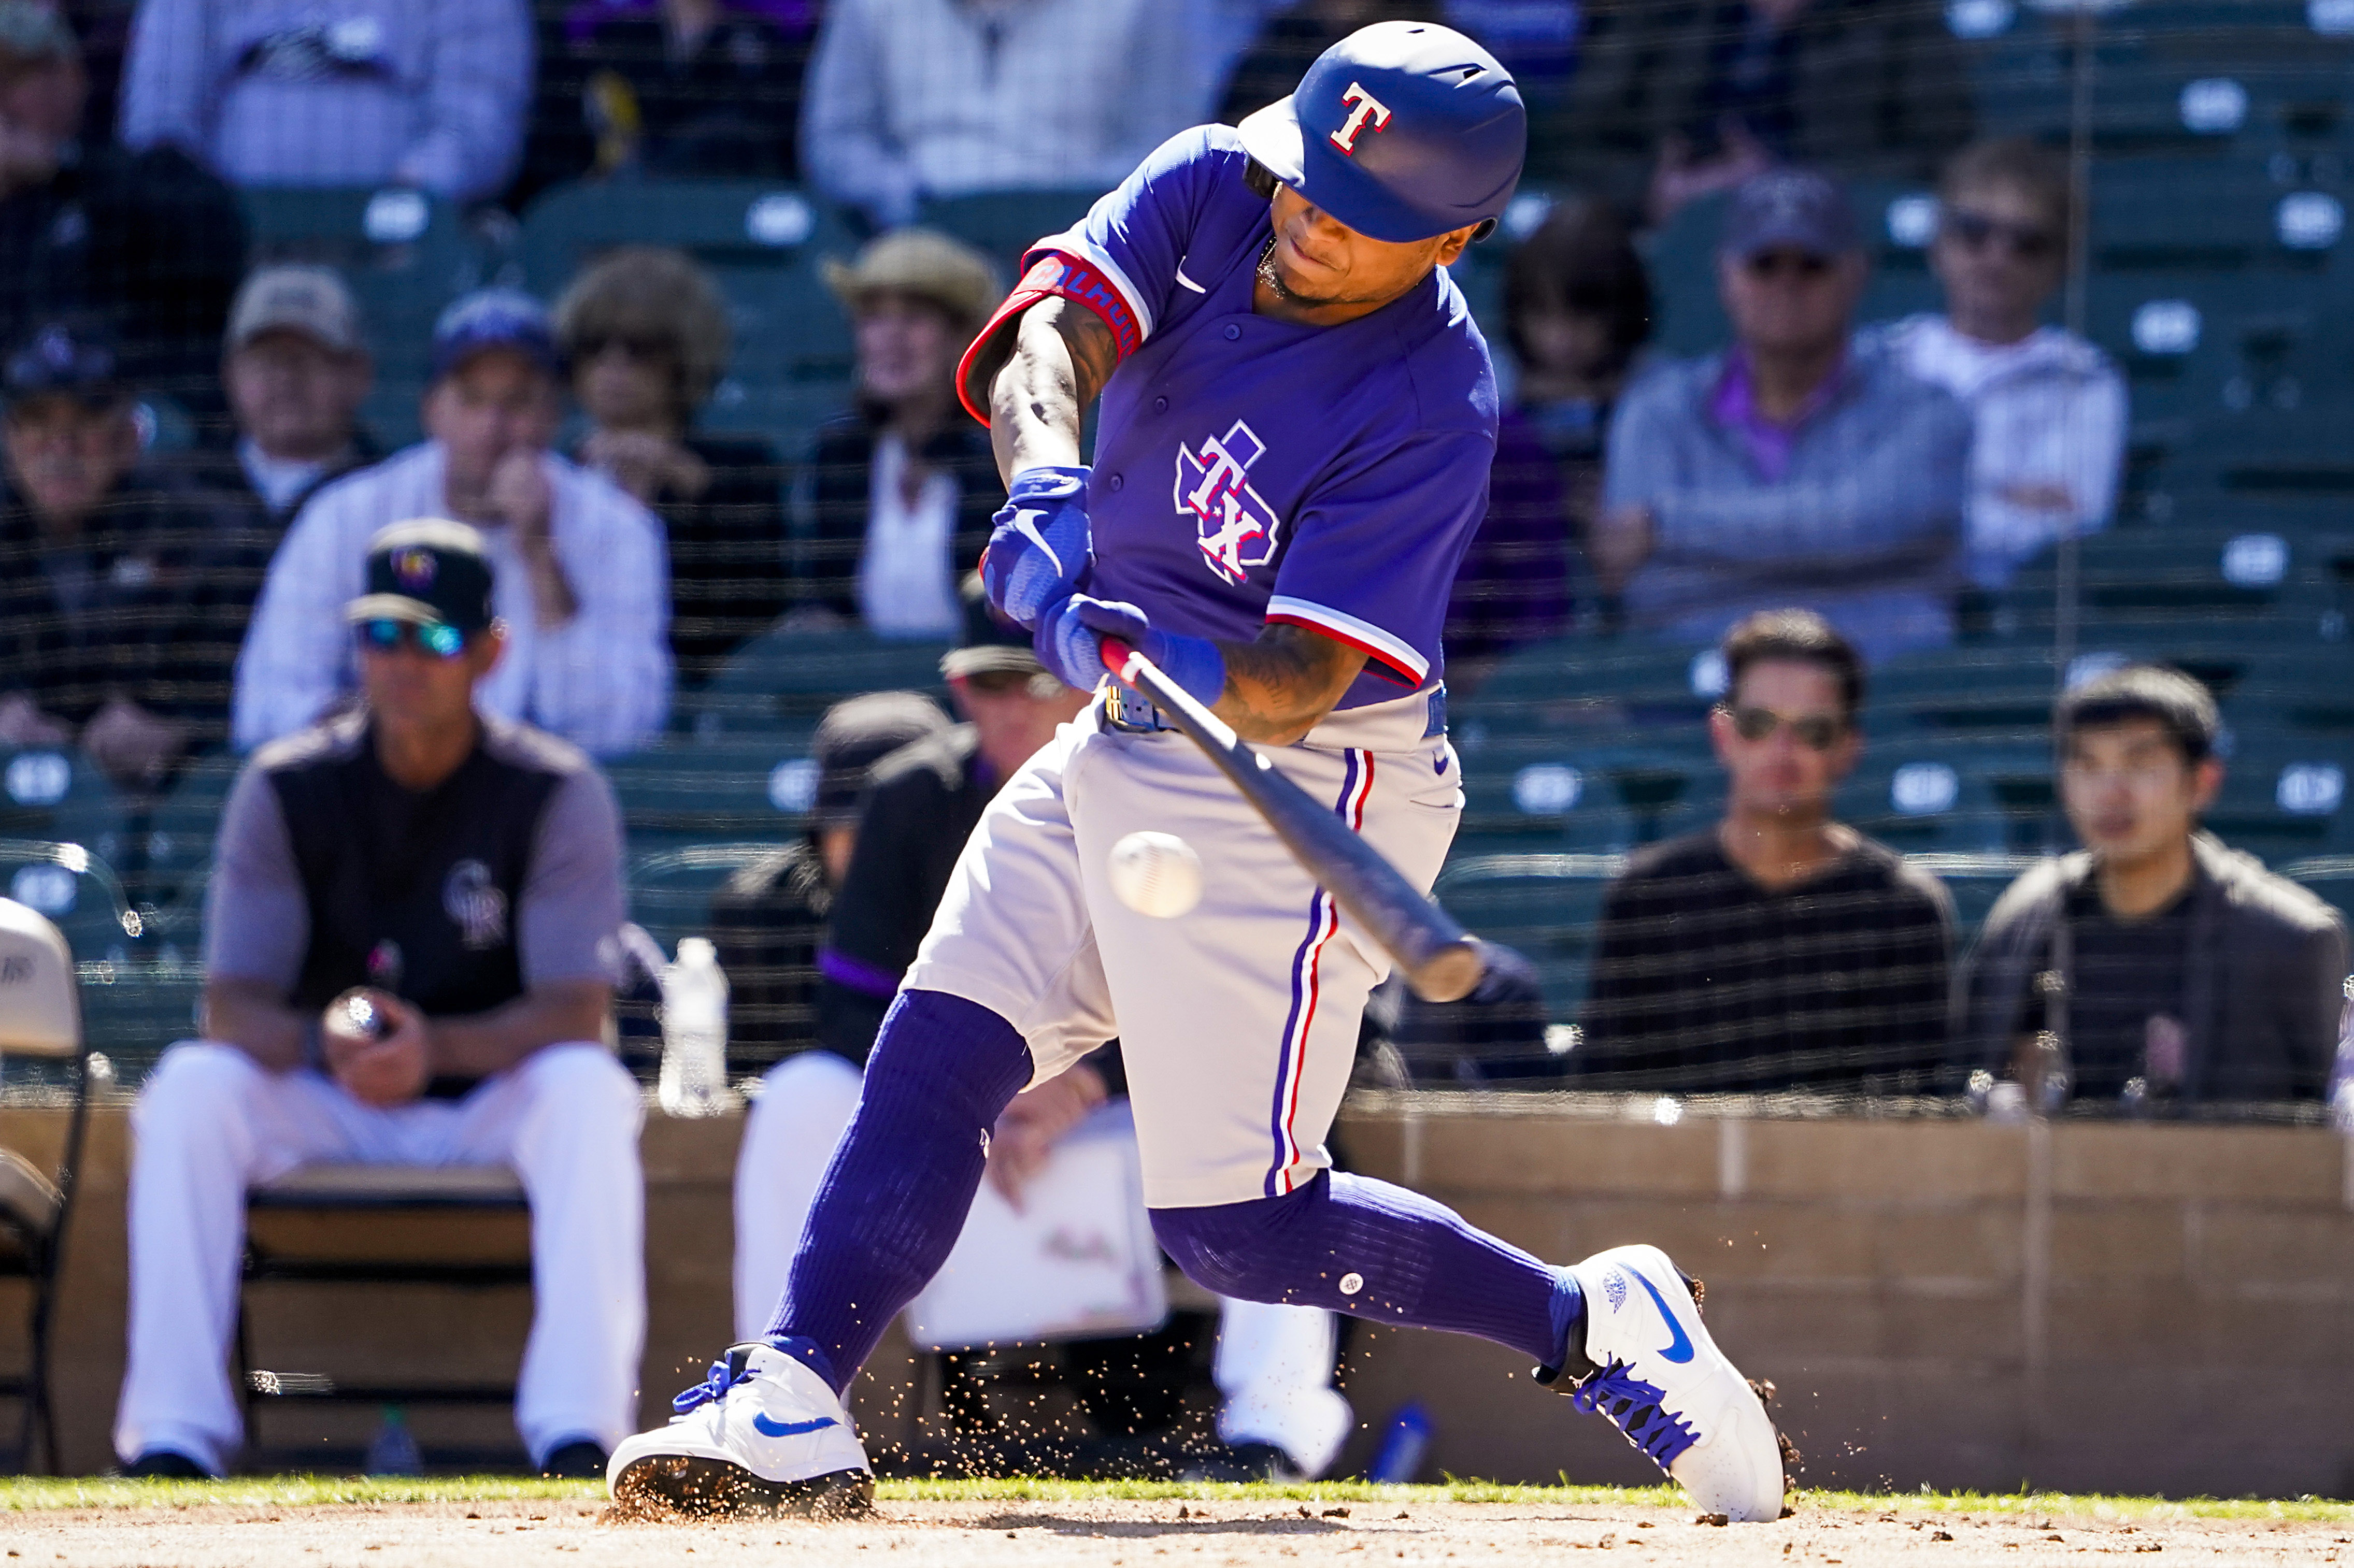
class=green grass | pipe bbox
[0,1476,2343,1524]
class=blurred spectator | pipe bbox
[1877,138,2124,593]
[0,320,249,782]
[554,247,787,686]
[116,520,641,1481]
[808,579,1089,1063]
[532,0,811,187]
[707,688,950,1067]
[1594,169,1969,661]
[1956,666,2348,1108]
[1579,610,1952,1092]
[212,266,379,526]
[235,289,672,757]
[0,3,243,420]
[1445,196,1651,669]
[792,230,1001,637]
[800,0,1199,232]
[1217,0,1435,124]
[1553,0,1971,224]
[117,0,530,203]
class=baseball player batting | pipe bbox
[610,21,1783,1521]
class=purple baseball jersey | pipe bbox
[1034,126,1499,711]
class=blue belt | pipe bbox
[1102,682,1175,734]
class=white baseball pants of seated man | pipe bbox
[113,1040,647,1475]
[734,1049,1354,1477]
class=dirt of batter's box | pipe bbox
[2,1499,2349,1567]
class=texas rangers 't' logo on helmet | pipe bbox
[1175,420,1282,586]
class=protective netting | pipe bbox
[0,0,2342,1121]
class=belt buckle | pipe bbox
[1102,682,1169,734]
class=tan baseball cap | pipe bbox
[226,265,365,354]
[822,229,1002,328]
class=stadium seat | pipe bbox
[0,840,149,971]
[1451,735,1645,852]
[0,899,96,1473]
[690,629,952,736]
[1836,747,2012,856]
[604,734,821,858]
[237,1163,532,1472]
[240,187,490,450]
[1989,525,2336,648]
[1451,635,1722,742]
[1432,851,1617,1032]
[915,188,1107,283]
[520,180,862,447]
[1862,645,2064,741]
[2201,739,2354,862]
[626,841,783,951]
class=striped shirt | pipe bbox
[232,441,672,757]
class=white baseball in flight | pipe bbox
[1107,830,1204,919]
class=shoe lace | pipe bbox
[673,1348,753,1416]
[1568,1359,1700,1468]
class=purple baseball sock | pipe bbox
[765,988,1034,1393]
[1150,1169,1583,1369]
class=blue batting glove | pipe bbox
[983,466,1092,628]
[1032,593,1226,707]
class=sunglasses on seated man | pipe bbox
[1941,207,2058,261]
[1721,703,1847,752]
[358,618,468,659]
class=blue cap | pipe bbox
[1236,20,1525,244]
[429,287,560,382]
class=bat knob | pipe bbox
[1405,939,1486,1004]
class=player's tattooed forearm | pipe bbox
[1219,624,1366,744]
[1049,301,1120,408]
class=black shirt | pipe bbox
[817,725,995,1063]
[576,433,788,686]
[706,836,832,1067]
[791,406,1001,624]
[1580,827,1954,1092]
[0,468,255,736]
[2028,880,2198,1102]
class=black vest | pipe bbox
[269,715,562,1018]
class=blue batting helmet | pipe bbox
[1235,20,1525,245]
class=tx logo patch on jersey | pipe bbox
[1175,420,1281,586]
[443,859,509,951]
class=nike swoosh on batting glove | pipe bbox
[1072,595,1227,708]
[983,466,1091,628]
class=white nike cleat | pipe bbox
[607,1340,874,1519]
[1542,1243,1786,1522]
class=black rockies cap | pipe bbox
[940,571,1050,682]
[346,518,497,635]
[810,691,951,827]
[3,321,123,408]
[1720,167,1860,261]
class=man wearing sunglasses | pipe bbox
[116,517,646,1481]
[1594,167,1970,660]
[1878,138,2124,594]
[1580,609,1953,1093]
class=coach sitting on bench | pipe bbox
[114,519,644,1480]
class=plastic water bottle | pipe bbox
[2330,977,2354,1133]
[364,1405,423,1476]
[659,937,735,1117]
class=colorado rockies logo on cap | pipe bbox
[1175,420,1282,586]
[392,548,437,588]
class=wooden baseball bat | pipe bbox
[1098,639,1485,1003]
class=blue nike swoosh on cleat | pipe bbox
[1633,1271,1695,1364]
[751,1414,839,1438]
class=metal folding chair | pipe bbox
[0,897,95,1473]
